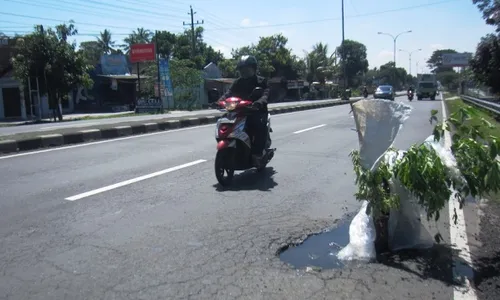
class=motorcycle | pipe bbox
[210,87,276,186]
[407,90,414,101]
[363,90,368,99]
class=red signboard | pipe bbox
[130,43,156,63]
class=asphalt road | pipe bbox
[0,95,461,300]
[0,99,345,137]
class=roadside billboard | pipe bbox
[100,54,129,75]
[442,53,472,67]
[130,43,156,63]
[159,58,174,108]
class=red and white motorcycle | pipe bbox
[210,88,276,186]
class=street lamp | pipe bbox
[377,30,412,68]
[399,48,421,76]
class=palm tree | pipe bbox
[55,20,77,42]
[96,29,115,54]
[304,42,338,84]
[122,28,152,54]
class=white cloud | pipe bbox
[258,21,268,26]
[214,46,231,57]
[430,43,444,50]
[240,18,251,27]
[378,50,393,59]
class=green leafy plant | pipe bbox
[349,150,399,219]
[350,105,500,226]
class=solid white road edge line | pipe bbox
[293,124,326,134]
[65,159,207,201]
[441,96,478,300]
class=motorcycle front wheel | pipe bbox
[215,148,235,186]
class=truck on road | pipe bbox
[416,73,438,100]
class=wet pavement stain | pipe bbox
[279,216,353,270]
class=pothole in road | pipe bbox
[278,215,354,270]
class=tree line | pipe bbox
[418,0,500,95]
[470,0,500,94]
[8,1,500,119]
[10,22,419,111]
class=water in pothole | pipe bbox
[279,216,353,270]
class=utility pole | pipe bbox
[183,6,203,58]
[341,0,347,95]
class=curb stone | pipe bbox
[40,134,64,147]
[0,140,17,153]
[0,96,402,155]
[80,129,101,142]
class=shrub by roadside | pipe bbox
[445,97,500,138]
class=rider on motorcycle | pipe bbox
[407,85,414,94]
[362,85,368,97]
[217,55,270,167]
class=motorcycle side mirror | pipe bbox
[208,88,220,103]
[251,87,263,100]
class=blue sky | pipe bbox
[0,0,495,75]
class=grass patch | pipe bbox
[445,98,500,138]
[445,98,500,203]
[443,91,458,98]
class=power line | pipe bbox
[0,11,151,31]
[203,36,233,50]
[0,20,37,26]
[0,0,459,40]
[116,0,187,14]
[0,30,131,36]
[1,2,237,47]
[0,25,34,29]
[76,0,185,20]
[207,0,460,31]
[5,0,182,28]
[2,0,458,33]
[0,12,134,31]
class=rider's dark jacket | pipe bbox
[219,75,269,112]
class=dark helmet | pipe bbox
[237,55,258,70]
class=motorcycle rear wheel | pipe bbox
[215,148,235,186]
